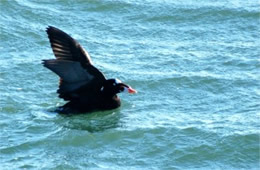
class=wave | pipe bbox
[143,6,259,24]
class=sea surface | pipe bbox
[0,0,259,169]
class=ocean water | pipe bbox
[0,0,259,169]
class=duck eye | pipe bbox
[119,86,124,92]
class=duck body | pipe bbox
[60,94,121,113]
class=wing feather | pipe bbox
[43,26,106,101]
[43,60,93,83]
[46,26,93,65]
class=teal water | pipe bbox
[0,0,260,169]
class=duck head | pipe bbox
[100,79,137,97]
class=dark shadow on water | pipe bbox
[48,107,122,133]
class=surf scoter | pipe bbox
[43,26,137,113]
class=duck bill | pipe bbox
[127,87,137,94]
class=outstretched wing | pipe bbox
[43,26,106,101]
[46,26,92,65]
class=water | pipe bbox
[0,0,259,169]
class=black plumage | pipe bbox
[43,26,136,113]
